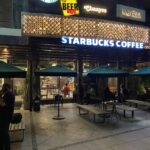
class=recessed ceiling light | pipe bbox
[3,48,8,53]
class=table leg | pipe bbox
[93,114,95,122]
[132,110,134,118]
[123,110,126,117]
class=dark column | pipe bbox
[0,0,13,27]
[97,78,108,99]
[117,61,122,103]
[78,53,83,104]
[97,60,108,99]
[13,0,28,28]
[74,60,78,102]
[24,47,40,111]
[29,58,33,111]
[24,59,31,110]
[32,59,40,99]
[28,54,40,111]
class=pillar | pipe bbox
[23,59,31,110]
[97,60,108,99]
[24,49,40,111]
[0,0,13,27]
[32,59,40,99]
[13,0,28,28]
[78,53,83,103]
[117,61,122,103]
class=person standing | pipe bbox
[63,83,70,98]
[0,83,15,150]
[104,86,115,101]
[121,85,129,102]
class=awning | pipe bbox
[35,65,77,77]
[84,66,128,77]
[130,67,150,76]
[0,61,26,78]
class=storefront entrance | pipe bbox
[40,76,75,100]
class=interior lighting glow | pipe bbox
[3,48,8,53]
[40,0,58,3]
[134,69,139,72]
[52,63,57,66]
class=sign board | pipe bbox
[61,36,144,49]
[117,4,145,22]
[83,5,107,15]
[60,0,79,16]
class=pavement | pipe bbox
[11,103,150,150]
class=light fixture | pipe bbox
[40,0,58,3]
[3,48,8,53]
[134,69,139,72]
[52,63,57,66]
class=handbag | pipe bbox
[11,113,22,124]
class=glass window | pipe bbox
[40,76,75,99]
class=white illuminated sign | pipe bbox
[117,4,145,22]
[122,9,141,19]
[40,0,58,3]
[84,5,107,14]
[61,36,144,49]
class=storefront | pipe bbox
[20,11,149,105]
[0,0,149,110]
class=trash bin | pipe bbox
[33,96,40,111]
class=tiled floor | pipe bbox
[11,104,150,150]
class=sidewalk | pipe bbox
[11,104,150,150]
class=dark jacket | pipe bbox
[0,91,15,123]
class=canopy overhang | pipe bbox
[35,65,77,77]
[0,61,26,78]
[130,67,150,76]
[85,67,128,77]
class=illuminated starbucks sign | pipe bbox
[40,0,58,3]
[61,36,144,49]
